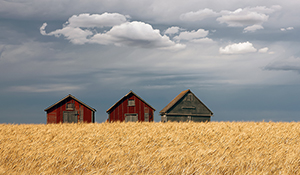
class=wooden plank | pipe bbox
[63,112,68,123]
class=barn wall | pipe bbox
[168,92,211,116]
[108,94,154,122]
[46,97,94,124]
[166,116,210,122]
[83,106,93,123]
[192,116,210,122]
[47,107,57,124]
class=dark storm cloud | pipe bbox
[265,57,300,74]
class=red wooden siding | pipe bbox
[45,95,95,124]
[107,92,155,122]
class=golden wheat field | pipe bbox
[1,122,300,174]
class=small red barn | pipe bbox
[106,91,155,122]
[44,94,96,124]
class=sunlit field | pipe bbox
[1,122,300,174]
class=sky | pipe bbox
[1,0,300,124]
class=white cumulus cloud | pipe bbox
[40,12,185,50]
[164,26,182,35]
[180,8,218,21]
[219,41,257,54]
[173,29,209,41]
[179,5,281,32]
[281,27,294,31]
[90,21,185,49]
[66,13,129,28]
[258,47,269,53]
[218,8,269,27]
[244,24,264,32]
[40,23,94,44]
[217,5,281,32]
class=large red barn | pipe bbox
[44,94,96,124]
[106,91,155,122]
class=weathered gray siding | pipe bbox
[160,89,213,123]
[168,92,211,115]
[166,116,210,122]
[191,116,210,122]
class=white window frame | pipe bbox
[128,99,135,106]
[66,103,74,110]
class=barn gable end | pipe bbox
[44,94,96,124]
[160,89,213,122]
[106,91,156,122]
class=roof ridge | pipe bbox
[159,89,190,114]
[159,89,213,115]
[44,94,96,112]
[106,90,156,113]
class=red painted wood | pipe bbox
[108,93,154,122]
[46,96,94,124]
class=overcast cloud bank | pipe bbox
[1,0,300,123]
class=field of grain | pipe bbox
[1,122,300,174]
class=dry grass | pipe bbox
[1,122,300,174]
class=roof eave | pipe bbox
[159,89,190,113]
[106,91,156,113]
[44,94,96,112]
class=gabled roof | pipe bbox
[44,94,96,112]
[106,91,156,113]
[160,89,213,115]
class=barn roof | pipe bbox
[159,89,213,115]
[106,91,156,113]
[44,94,96,112]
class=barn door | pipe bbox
[69,111,77,123]
[63,111,77,123]
[125,114,138,122]
[63,112,68,123]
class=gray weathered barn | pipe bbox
[160,89,213,122]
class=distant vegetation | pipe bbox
[1,122,300,174]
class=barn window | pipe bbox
[125,113,138,122]
[128,99,135,106]
[66,103,74,110]
[186,94,193,101]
